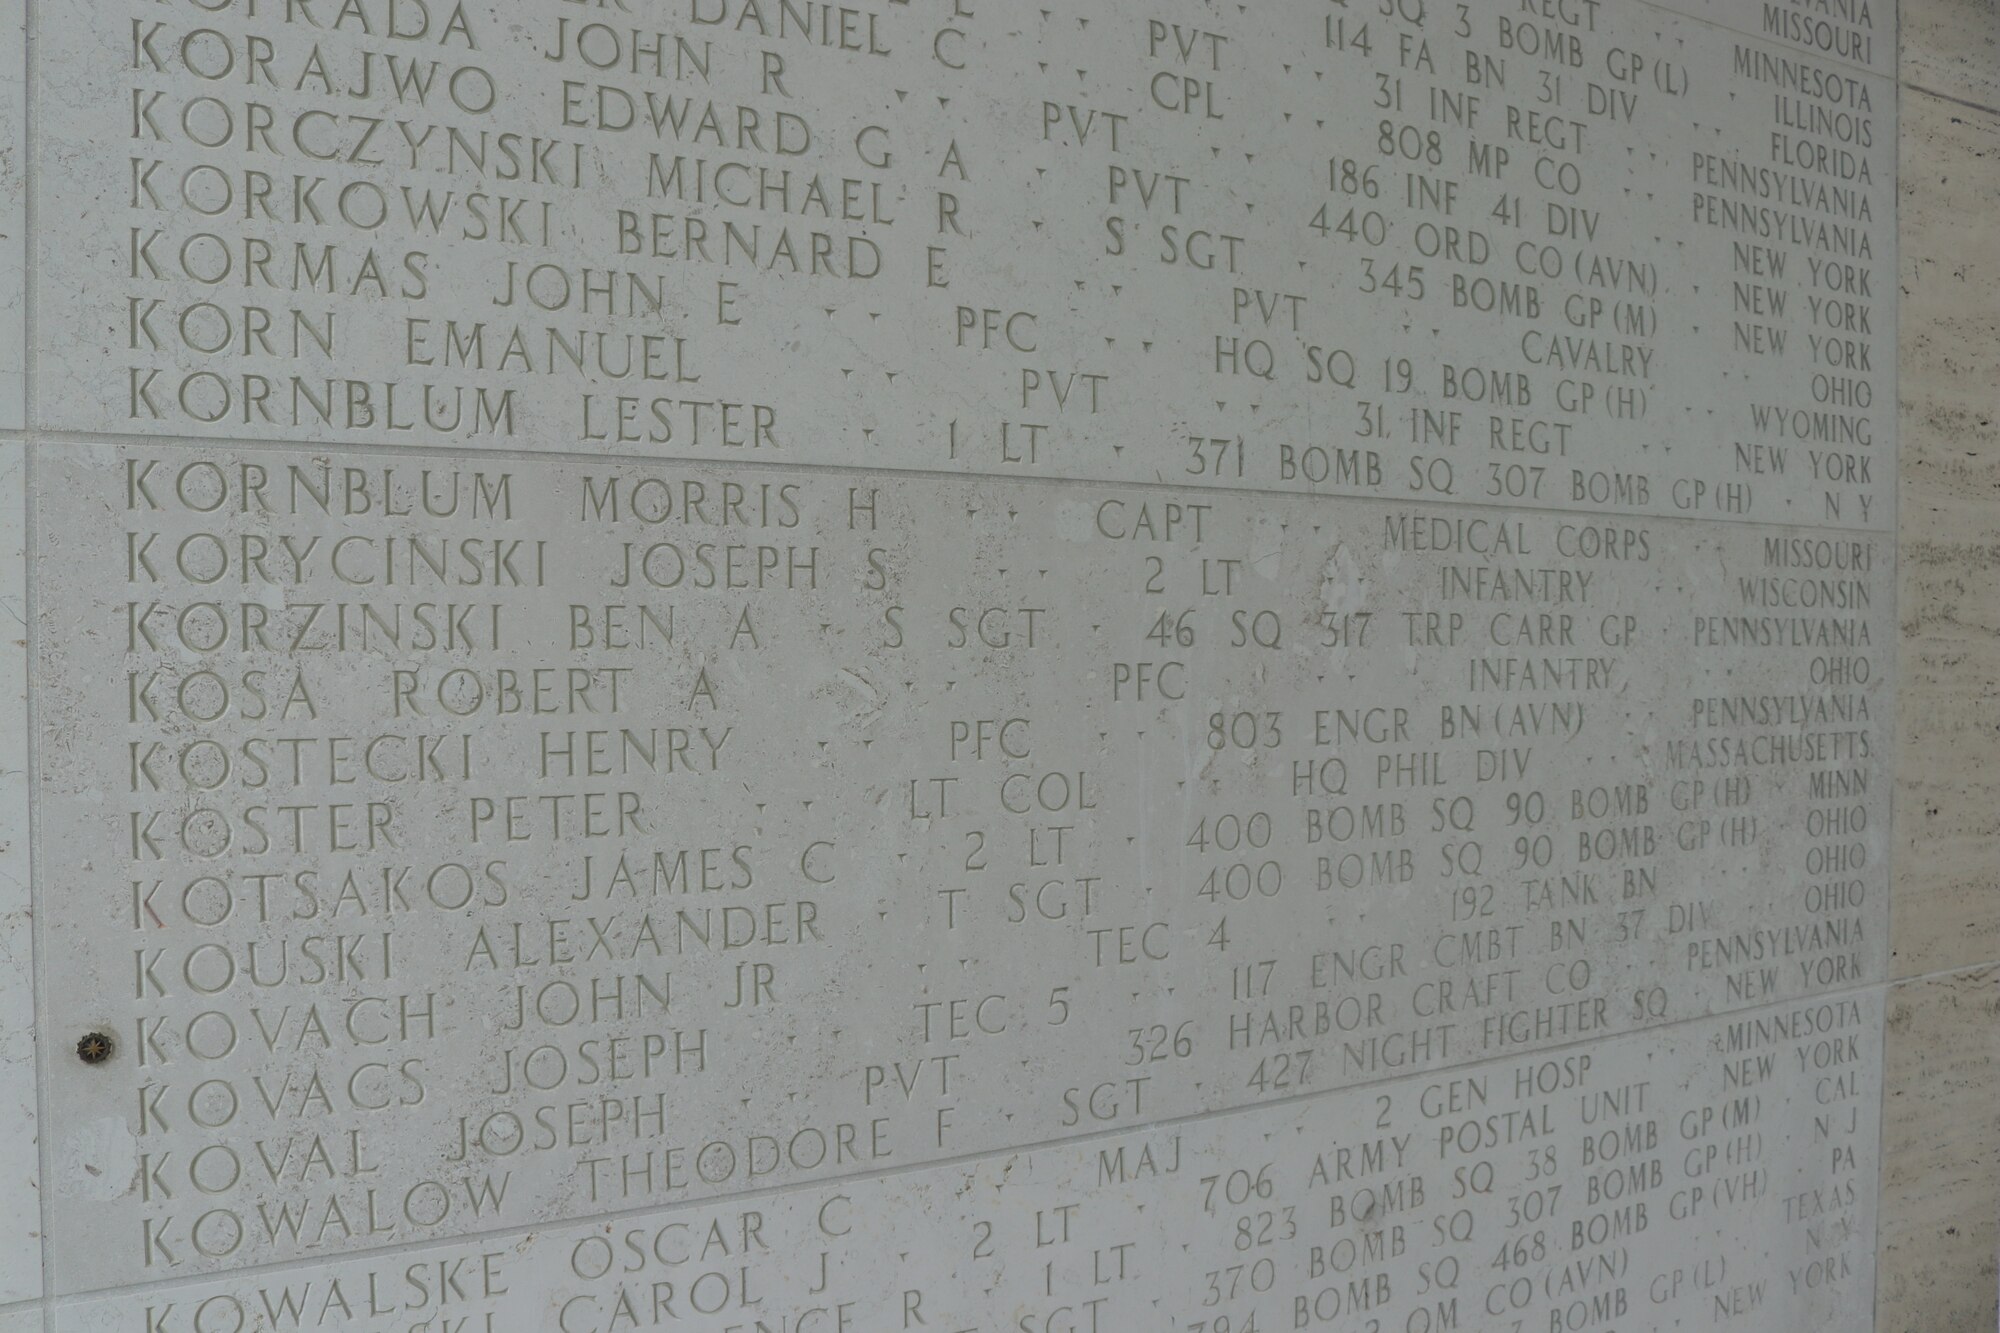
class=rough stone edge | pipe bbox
[1880,0,2000,1312]
[1876,965,2000,1331]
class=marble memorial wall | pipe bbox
[0,0,1905,1328]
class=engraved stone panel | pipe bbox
[34,439,1891,1295]
[6,0,1904,1326]
[44,994,1881,1332]
[34,1,1895,527]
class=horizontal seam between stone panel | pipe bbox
[1628,0,1894,80]
[1900,81,2000,120]
[12,427,1898,540]
[1885,955,2000,989]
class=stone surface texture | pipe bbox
[1891,89,2000,979]
[1875,0,2000,1330]
[1903,0,2000,110]
[0,0,1985,1328]
[1880,968,2000,1330]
